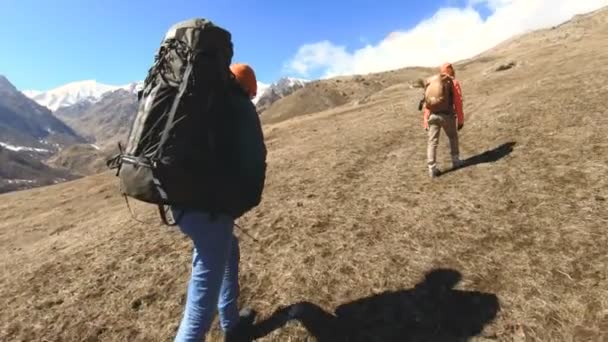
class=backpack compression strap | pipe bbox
[155,57,195,160]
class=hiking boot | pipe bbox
[225,308,257,342]
[429,166,440,178]
[452,156,465,169]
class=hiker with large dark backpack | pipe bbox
[107,18,266,341]
[421,62,465,178]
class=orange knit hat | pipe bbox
[230,63,258,98]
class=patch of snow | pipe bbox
[0,141,51,153]
[22,89,42,97]
[6,179,37,184]
[253,77,309,105]
[280,77,309,88]
[120,81,144,94]
[90,144,100,150]
[252,82,270,105]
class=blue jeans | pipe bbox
[173,209,240,342]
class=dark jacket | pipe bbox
[212,85,267,218]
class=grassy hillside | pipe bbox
[1,7,607,342]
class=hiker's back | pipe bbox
[108,18,266,221]
[213,87,267,218]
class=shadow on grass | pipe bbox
[250,268,500,342]
[440,141,516,176]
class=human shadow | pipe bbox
[440,141,516,176]
[250,269,500,342]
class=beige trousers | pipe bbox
[427,113,459,168]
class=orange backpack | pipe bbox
[424,74,454,113]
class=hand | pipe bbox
[458,123,463,131]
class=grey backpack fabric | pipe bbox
[107,18,265,223]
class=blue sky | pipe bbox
[0,0,473,90]
[1,0,604,91]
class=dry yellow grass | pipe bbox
[1,7,608,342]
[47,144,111,177]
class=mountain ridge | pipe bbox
[54,88,138,147]
[0,75,85,192]
[254,77,308,113]
[24,80,142,111]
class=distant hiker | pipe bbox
[107,19,267,341]
[422,62,465,178]
[231,63,258,100]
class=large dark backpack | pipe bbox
[107,18,264,224]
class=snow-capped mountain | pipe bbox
[254,77,309,112]
[120,81,144,94]
[0,75,84,193]
[275,77,308,90]
[23,80,142,111]
[25,76,302,113]
[0,75,84,149]
[21,89,42,98]
[54,88,138,147]
[252,82,270,105]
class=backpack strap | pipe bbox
[158,205,173,225]
[123,195,151,225]
[156,55,195,159]
[448,77,455,114]
[158,204,184,226]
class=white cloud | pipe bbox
[287,40,352,76]
[286,0,608,78]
